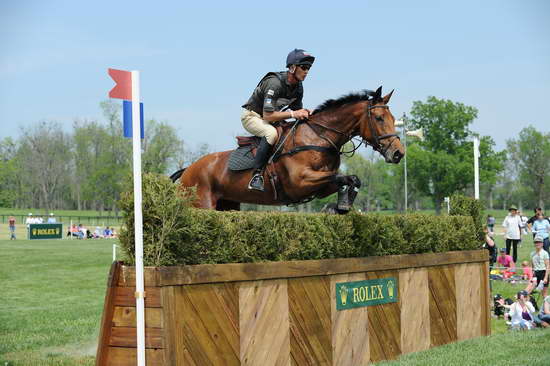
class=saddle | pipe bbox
[228,125,285,171]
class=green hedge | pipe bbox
[119,174,481,266]
[449,193,485,242]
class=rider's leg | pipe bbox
[248,137,272,191]
[241,109,277,191]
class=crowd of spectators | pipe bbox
[68,224,117,239]
[486,206,550,330]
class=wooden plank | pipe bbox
[366,270,401,363]
[456,263,482,340]
[240,279,290,366]
[428,266,457,347]
[96,261,121,366]
[118,266,160,287]
[157,250,487,285]
[161,286,177,366]
[106,347,164,365]
[112,306,163,328]
[288,276,331,366]
[481,261,491,336]
[114,286,162,308]
[168,283,240,365]
[330,273,369,366]
[109,327,164,348]
[399,268,430,355]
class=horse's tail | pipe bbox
[170,168,186,182]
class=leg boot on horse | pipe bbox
[248,137,272,191]
[336,175,361,212]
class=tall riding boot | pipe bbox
[248,137,272,191]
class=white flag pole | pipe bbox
[131,70,146,366]
[473,137,480,200]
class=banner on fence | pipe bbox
[336,277,398,310]
[28,224,63,240]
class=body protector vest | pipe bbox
[242,72,303,116]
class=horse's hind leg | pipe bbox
[216,199,241,211]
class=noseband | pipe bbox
[364,104,400,155]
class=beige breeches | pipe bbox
[241,108,278,145]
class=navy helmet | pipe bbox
[286,49,315,67]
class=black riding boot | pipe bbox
[248,137,272,191]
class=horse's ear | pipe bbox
[382,89,394,104]
[374,86,382,101]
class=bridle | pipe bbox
[304,100,400,156]
[364,103,400,156]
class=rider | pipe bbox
[241,48,315,191]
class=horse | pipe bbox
[170,86,404,212]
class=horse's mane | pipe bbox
[312,90,372,115]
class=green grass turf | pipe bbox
[0,238,115,365]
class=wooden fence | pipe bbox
[96,249,490,365]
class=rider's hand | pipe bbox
[293,109,310,120]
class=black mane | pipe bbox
[312,90,372,115]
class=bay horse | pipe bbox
[171,86,404,212]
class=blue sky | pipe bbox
[1,0,548,152]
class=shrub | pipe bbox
[119,174,481,266]
[449,193,485,241]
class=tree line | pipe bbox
[0,101,210,214]
[0,97,548,214]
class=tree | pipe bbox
[17,121,72,211]
[0,138,18,207]
[408,97,504,213]
[506,126,550,210]
[142,119,184,174]
[98,100,132,213]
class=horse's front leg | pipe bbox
[292,169,361,211]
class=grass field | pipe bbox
[1,238,114,365]
[1,212,549,365]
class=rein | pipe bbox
[272,100,400,162]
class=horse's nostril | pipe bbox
[393,151,403,162]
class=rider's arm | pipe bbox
[263,110,294,122]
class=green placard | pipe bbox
[336,277,398,311]
[28,224,63,240]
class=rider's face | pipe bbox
[294,64,310,81]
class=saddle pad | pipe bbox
[228,146,255,171]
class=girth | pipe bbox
[274,145,337,161]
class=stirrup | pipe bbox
[248,173,265,191]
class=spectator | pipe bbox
[487,214,496,234]
[539,296,550,328]
[497,248,515,279]
[483,226,497,268]
[518,211,529,236]
[526,236,549,299]
[527,208,550,238]
[103,226,112,238]
[47,213,57,223]
[93,227,103,238]
[67,224,83,239]
[78,224,88,239]
[532,212,550,252]
[522,261,533,281]
[502,205,522,263]
[509,290,537,330]
[25,213,33,228]
[8,216,16,240]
